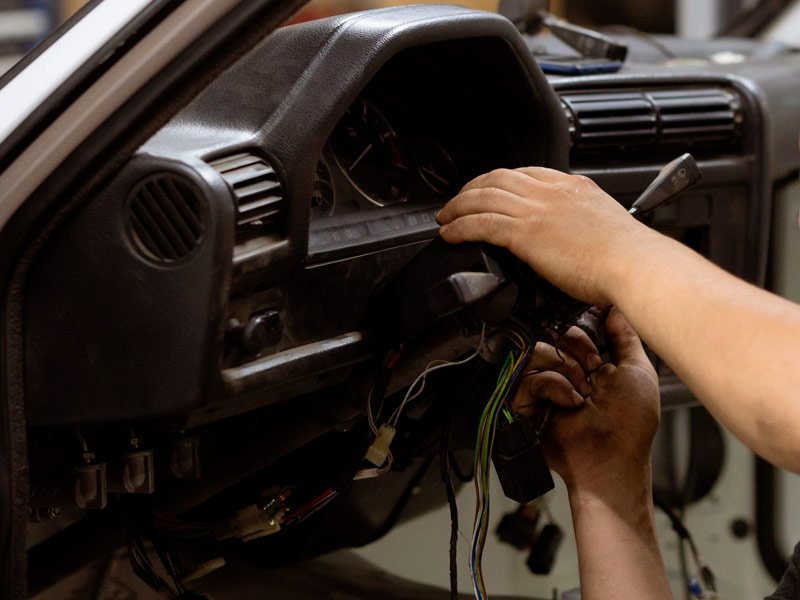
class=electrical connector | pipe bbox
[365,424,396,467]
[214,504,286,542]
[182,558,226,583]
[493,415,554,504]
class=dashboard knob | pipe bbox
[230,311,280,357]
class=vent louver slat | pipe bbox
[561,87,743,158]
[127,175,206,264]
[209,153,284,241]
[562,92,657,149]
[649,89,741,143]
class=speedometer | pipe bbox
[330,97,410,207]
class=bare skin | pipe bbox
[515,313,671,600]
[437,166,800,473]
[437,166,800,599]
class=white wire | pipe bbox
[366,386,379,434]
[388,324,486,428]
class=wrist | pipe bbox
[568,473,659,557]
[567,463,671,600]
[566,461,653,516]
[602,222,665,307]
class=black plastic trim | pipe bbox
[554,74,769,287]
[222,331,372,396]
[0,1,310,597]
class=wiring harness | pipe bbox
[470,330,533,600]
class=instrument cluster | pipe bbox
[314,96,460,215]
[305,40,533,261]
[308,93,469,259]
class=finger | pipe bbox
[459,168,553,198]
[436,187,533,225]
[514,166,575,185]
[557,326,603,373]
[529,343,591,397]
[588,362,616,390]
[438,213,521,249]
[513,371,585,415]
[604,307,649,367]
[587,304,611,322]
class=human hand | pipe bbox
[436,167,656,306]
[513,308,660,500]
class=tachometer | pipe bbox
[414,140,458,195]
[330,97,409,207]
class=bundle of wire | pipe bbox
[152,511,213,540]
[283,488,339,525]
[365,326,486,474]
[470,331,532,600]
[128,516,191,598]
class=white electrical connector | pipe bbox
[214,504,286,542]
[182,557,226,583]
[365,423,396,467]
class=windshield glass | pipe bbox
[0,0,155,146]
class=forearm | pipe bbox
[568,467,672,600]
[608,226,800,472]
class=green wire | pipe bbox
[472,347,528,594]
[472,341,534,599]
[497,352,513,384]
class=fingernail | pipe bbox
[571,390,585,406]
[579,379,591,397]
[435,210,443,223]
[438,223,449,233]
[587,353,602,371]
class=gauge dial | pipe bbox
[330,97,410,207]
[415,141,458,195]
[311,159,335,219]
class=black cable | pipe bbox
[440,430,459,600]
[676,523,692,600]
[653,493,691,598]
[126,524,175,597]
[370,348,400,420]
[654,492,717,594]
[448,450,473,483]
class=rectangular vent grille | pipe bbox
[209,153,283,241]
[561,87,743,157]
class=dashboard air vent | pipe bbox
[210,153,283,240]
[561,87,743,157]
[562,92,657,148]
[127,175,206,264]
[648,88,741,143]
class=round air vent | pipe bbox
[126,174,206,264]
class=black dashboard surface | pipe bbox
[23,5,568,427]
[23,5,800,428]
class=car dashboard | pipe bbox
[20,4,800,594]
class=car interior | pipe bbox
[5,1,800,598]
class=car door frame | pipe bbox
[0,1,308,596]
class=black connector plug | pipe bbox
[492,416,554,504]
[496,508,540,550]
[526,523,564,575]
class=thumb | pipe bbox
[604,307,649,368]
